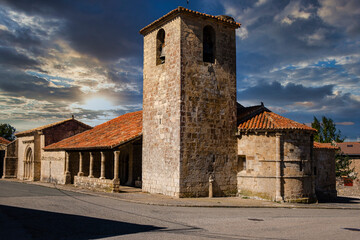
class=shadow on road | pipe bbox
[318,196,360,204]
[0,205,163,239]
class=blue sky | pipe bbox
[0,0,359,141]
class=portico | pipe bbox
[44,111,143,192]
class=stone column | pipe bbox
[89,152,94,178]
[275,133,283,202]
[2,155,6,179]
[113,151,120,180]
[100,151,106,179]
[65,152,71,184]
[113,151,121,192]
[78,152,84,176]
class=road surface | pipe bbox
[0,180,359,239]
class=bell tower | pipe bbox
[140,7,240,197]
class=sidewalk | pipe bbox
[3,179,360,210]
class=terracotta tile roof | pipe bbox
[140,6,241,35]
[0,137,10,145]
[313,142,339,150]
[335,142,360,155]
[237,103,270,126]
[16,118,92,137]
[238,111,316,132]
[44,111,143,151]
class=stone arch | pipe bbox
[24,146,33,180]
[156,28,166,65]
[203,25,216,63]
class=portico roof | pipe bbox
[44,111,143,151]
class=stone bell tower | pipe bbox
[140,7,240,197]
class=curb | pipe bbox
[2,179,360,210]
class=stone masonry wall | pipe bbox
[41,150,66,184]
[3,140,17,178]
[237,133,277,200]
[282,132,314,201]
[17,135,35,180]
[142,17,182,196]
[314,148,337,200]
[179,15,238,197]
[43,120,91,147]
[237,131,315,202]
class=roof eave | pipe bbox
[237,128,316,135]
[43,134,143,152]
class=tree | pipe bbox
[0,123,16,141]
[335,154,356,179]
[311,116,344,143]
[311,116,356,179]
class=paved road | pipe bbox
[1,181,360,240]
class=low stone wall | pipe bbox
[74,176,119,192]
[3,157,17,178]
[314,148,337,200]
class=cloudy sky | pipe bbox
[0,0,359,141]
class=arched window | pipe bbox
[156,29,166,65]
[203,26,216,63]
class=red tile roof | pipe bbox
[238,111,316,132]
[0,137,10,145]
[313,142,339,150]
[336,142,360,155]
[44,111,142,151]
[140,6,241,35]
[16,118,91,137]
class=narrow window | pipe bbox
[156,29,165,65]
[203,26,215,63]
[237,155,246,172]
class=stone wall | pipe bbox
[142,13,238,197]
[142,17,182,196]
[17,135,35,180]
[43,120,91,146]
[237,131,315,202]
[314,148,337,200]
[41,150,66,184]
[74,176,117,192]
[350,157,360,184]
[178,15,238,197]
[3,140,18,178]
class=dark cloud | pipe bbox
[0,47,39,68]
[0,0,163,61]
[238,81,334,104]
[0,69,82,102]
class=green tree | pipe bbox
[0,123,16,141]
[335,154,356,179]
[311,116,355,179]
[311,116,344,143]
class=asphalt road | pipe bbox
[0,181,360,240]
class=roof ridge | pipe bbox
[16,118,92,136]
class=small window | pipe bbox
[156,29,166,65]
[237,155,246,172]
[347,145,353,147]
[203,26,216,63]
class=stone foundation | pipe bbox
[74,176,119,192]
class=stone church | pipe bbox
[3,7,338,202]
